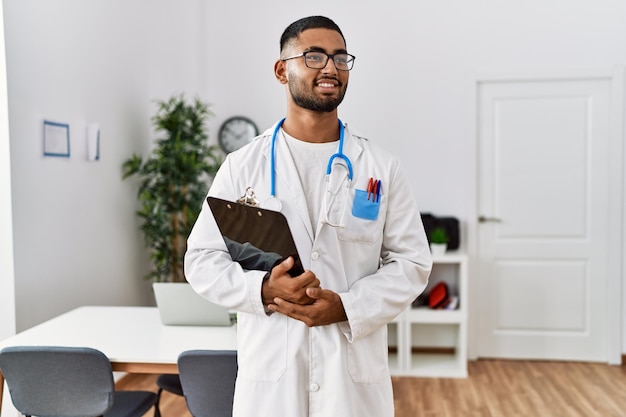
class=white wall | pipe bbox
[3,1,625,352]
[4,0,208,330]
[0,0,16,341]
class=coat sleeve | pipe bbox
[337,160,432,342]
[184,156,269,316]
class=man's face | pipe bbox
[282,28,350,113]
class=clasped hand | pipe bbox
[261,257,347,327]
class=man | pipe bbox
[185,16,432,417]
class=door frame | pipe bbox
[465,68,624,364]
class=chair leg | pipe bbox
[154,387,163,417]
[153,389,162,417]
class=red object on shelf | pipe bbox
[428,282,449,309]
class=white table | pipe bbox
[0,306,238,413]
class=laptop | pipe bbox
[153,282,234,326]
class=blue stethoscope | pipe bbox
[266,117,353,226]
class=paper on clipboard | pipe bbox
[207,196,304,276]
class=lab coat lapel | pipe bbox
[267,129,315,242]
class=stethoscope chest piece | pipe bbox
[262,196,282,212]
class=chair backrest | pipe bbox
[177,350,237,417]
[0,346,115,417]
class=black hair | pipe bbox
[279,16,346,53]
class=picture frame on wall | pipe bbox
[43,120,70,158]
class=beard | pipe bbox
[288,73,348,113]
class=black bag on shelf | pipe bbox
[421,213,460,250]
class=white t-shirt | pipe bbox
[282,129,338,236]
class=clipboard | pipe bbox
[207,196,304,276]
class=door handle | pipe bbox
[478,215,502,223]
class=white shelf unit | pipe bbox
[388,253,468,378]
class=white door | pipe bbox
[476,75,618,361]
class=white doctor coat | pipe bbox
[185,121,432,417]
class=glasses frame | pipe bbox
[281,51,356,71]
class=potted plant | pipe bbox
[122,94,222,287]
[429,226,449,256]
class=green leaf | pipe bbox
[121,93,222,282]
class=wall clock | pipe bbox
[218,116,259,153]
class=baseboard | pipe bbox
[388,350,625,363]
[388,346,456,355]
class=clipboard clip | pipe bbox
[236,187,260,207]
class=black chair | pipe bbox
[0,346,160,417]
[177,350,237,417]
[155,373,184,405]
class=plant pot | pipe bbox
[430,243,447,257]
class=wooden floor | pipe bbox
[117,360,626,417]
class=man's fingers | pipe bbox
[306,287,322,299]
[272,256,294,276]
[269,298,312,326]
[267,297,290,313]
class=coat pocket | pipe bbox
[236,312,288,382]
[338,192,386,245]
[346,326,389,383]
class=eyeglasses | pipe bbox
[281,51,356,71]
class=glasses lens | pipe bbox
[333,54,353,71]
[304,52,328,69]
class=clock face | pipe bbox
[218,116,258,153]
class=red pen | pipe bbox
[367,177,374,201]
[375,180,383,203]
